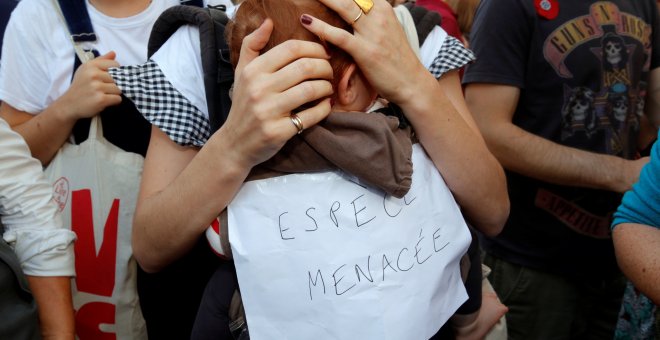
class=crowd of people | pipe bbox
[0,0,658,339]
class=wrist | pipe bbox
[207,128,252,180]
[606,156,633,193]
[396,77,445,122]
[49,97,80,124]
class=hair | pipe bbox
[446,0,480,41]
[226,0,354,91]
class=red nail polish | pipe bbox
[301,14,313,25]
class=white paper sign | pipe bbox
[229,145,471,340]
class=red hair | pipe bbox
[226,0,354,92]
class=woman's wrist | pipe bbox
[395,75,445,121]
[207,127,253,180]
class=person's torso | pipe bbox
[518,0,655,158]
[28,0,186,109]
[481,0,659,278]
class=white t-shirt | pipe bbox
[0,0,230,113]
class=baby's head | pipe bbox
[227,0,377,112]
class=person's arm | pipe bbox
[133,20,335,272]
[300,0,509,236]
[611,128,660,304]
[464,83,648,193]
[26,276,75,340]
[434,70,508,235]
[613,223,660,304]
[0,117,76,338]
[0,52,121,165]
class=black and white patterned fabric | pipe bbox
[110,37,473,148]
[109,60,211,147]
[428,36,475,79]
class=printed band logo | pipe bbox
[544,2,651,78]
[52,177,70,212]
[535,189,611,239]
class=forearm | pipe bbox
[613,223,660,304]
[486,120,639,193]
[26,276,75,340]
[398,77,509,236]
[0,101,77,165]
[133,127,250,272]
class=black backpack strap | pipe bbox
[56,0,96,43]
[403,3,442,46]
[209,6,232,133]
[148,5,231,132]
[55,0,98,67]
[180,0,204,7]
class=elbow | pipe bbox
[132,246,164,274]
[475,198,510,237]
[475,167,511,237]
[464,191,510,238]
[131,216,163,274]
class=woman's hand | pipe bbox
[300,0,432,107]
[302,1,510,234]
[220,19,335,170]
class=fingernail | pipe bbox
[301,14,313,25]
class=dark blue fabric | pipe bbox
[182,0,204,7]
[0,0,19,60]
[57,0,96,42]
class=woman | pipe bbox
[113,0,508,337]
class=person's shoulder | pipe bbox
[11,0,53,16]
[9,0,59,29]
[3,0,62,47]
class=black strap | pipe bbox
[181,0,204,7]
[148,5,232,132]
[57,0,96,42]
[209,7,232,132]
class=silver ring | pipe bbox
[290,114,304,134]
[352,9,363,25]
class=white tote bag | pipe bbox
[45,117,147,339]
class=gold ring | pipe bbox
[351,9,363,25]
[290,114,304,134]
[353,0,374,14]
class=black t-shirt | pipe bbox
[464,0,660,278]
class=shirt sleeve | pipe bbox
[427,35,475,79]
[109,26,211,147]
[0,119,75,277]
[612,135,660,229]
[110,60,211,147]
[462,0,532,88]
